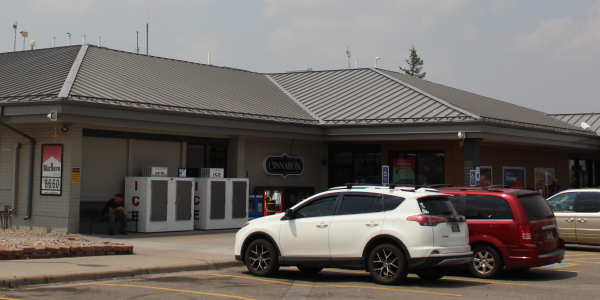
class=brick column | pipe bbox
[464,138,482,186]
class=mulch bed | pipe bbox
[0,236,134,260]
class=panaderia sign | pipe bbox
[263,154,304,178]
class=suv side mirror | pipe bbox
[283,209,294,219]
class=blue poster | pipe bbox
[504,168,525,188]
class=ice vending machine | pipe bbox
[194,178,249,230]
[124,177,195,233]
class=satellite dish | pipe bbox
[580,122,591,130]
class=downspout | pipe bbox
[0,106,35,220]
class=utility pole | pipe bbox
[146,0,149,55]
[13,22,17,52]
[136,31,139,53]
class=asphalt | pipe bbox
[0,229,243,288]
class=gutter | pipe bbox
[0,106,35,220]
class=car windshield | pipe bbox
[417,197,457,215]
[518,194,554,221]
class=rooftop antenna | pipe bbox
[355,59,358,69]
[98,36,101,47]
[136,31,139,53]
[208,53,211,65]
[374,56,380,68]
[83,35,86,45]
[346,46,351,69]
[67,32,71,46]
[29,40,35,50]
[52,37,55,47]
[13,22,17,52]
[20,31,28,51]
[146,0,149,55]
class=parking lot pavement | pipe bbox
[1,246,599,300]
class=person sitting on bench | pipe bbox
[103,193,128,235]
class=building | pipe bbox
[1,45,599,233]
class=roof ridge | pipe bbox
[265,74,322,123]
[370,68,479,120]
[85,45,258,74]
[58,45,88,99]
[548,113,599,116]
[265,68,373,76]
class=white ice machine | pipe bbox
[125,177,195,233]
[194,178,249,230]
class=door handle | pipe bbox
[316,223,329,228]
[578,218,587,223]
[365,222,380,227]
[565,218,574,222]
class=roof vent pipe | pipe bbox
[83,35,86,45]
[0,107,35,221]
[98,36,101,47]
[207,53,210,65]
[52,37,55,47]
[67,32,71,46]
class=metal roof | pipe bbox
[379,69,581,131]
[267,68,475,124]
[0,46,80,99]
[67,46,317,123]
[549,113,600,136]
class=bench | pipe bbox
[80,202,138,234]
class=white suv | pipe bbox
[235,185,473,285]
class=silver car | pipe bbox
[547,189,600,245]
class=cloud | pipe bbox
[27,0,97,13]
[461,24,480,41]
[427,48,458,84]
[175,35,219,64]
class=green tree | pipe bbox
[399,45,426,79]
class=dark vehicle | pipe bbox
[437,187,565,279]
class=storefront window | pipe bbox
[388,151,445,186]
[328,145,381,187]
[186,144,227,177]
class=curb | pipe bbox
[0,260,243,288]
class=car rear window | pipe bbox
[466,195,512,219]
[518,194,554,221]
[417,197,457,215]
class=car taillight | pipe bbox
[519,225,532,243]
[407,215,447,226]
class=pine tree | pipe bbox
[399,45,426,79]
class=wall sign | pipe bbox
[41,144,63,195]
[71,168,81,184]
[263,154,304,178]
[503,167,526,188]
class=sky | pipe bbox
[1,0,599,114]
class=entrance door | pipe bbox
[232,181,247,218]
[176,180,192,221]
[151,180,168,222]
[210,181,226,219]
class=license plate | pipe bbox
[545,230,554,240]
[451,223,460,232]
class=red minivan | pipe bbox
[437,187,565,278]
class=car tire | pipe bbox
[297,265,323,274]
[368,244,408,285]
[468,245,504,279]
[415,268,448,281]
[245,239,280,277]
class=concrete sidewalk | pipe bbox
[0,230,242,288]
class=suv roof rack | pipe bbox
[427,184,453,188]
[328,184,417,192]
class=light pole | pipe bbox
[13,22,17,52]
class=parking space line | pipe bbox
[539,263,580,269]
[98,283,256,300]
[0,297,21,300]
[201,273,462,297]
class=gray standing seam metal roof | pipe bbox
[550,113,600,136]
[380,69,582,131]
[68,46,317,123]
[267,68,474,124]
[0,46,80,98]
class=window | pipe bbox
[383,195,405,211]
[294,195,338,218]
[338,194,380,215]
[388,151,445,186]
[518,194,554,221]
[418,197,457,215]
[547,193,576,212]
[186,144,227,177]
[329,146,381,187]
[465,195,512,219]
[448,195,464,215]
[576,192,600,213]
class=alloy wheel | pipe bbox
[473,249,495,274]
[248,244,270,272]
[372,248,399,280]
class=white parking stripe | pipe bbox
[283,280,313,300]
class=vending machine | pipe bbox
[124,176,195,233]
[194,178,249,230]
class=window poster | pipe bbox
[393,158,415,184]
[41,144,63,195]
[503,167,525,188]
[480,167,492,186]
[534,168,555,197]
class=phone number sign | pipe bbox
[41,144,63,196]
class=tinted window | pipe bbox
[294,195,338,218]
[547,193,576,212]
[383,195,405,211]
[418,197,457,215]
[339,194,379,215]
[448,195,464,215]
[576,192,600,213]
[466,195,512,219]
[518,194,554,221]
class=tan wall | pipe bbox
[81,136,128,201]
